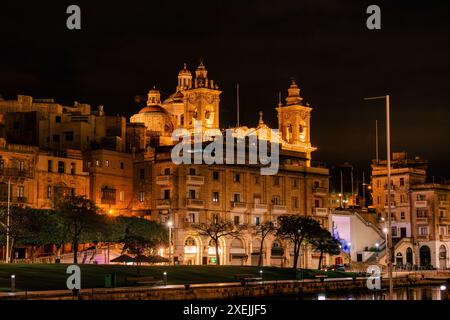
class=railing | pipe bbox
[187,198,205,207]
[314,207,328,216]
[156,175,172,185]
[186,175,205,185]
[156,199,171,207]
[253,203,268,211]
[312,186,327,195]
[271,204,287,213]
[415,200,427,208]
[230,201,247,211]
[439,201,449,207]
[0,168,33,178]
[0,196,28,203]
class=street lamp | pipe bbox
[364,95,393,300]
[167,221,173,266]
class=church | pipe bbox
[128,62,331,267]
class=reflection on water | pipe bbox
[300,286,447,300]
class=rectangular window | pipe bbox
[164,168,171,175]
[254,195,261,204]
[120,162,124,170]
[254,176,260,184]
[292,197,298,209]
[417,209,428,218]
[292,178,298,188]
[163,189,171,200]
[233,193,241,203]
[314,181,320,188]
[47,160,53,172]
[419,227,428,236]
[17,186,24,198]
[439,227,446,235]
[391,227,398,237]
[139,191,145,202]
[189,189,196,199]
[213,171,219,180]
[189,168,196,175]
[105,160,110,167]
[272,195,280,205]
[0,159,4,170]
[65,131,74,141]
[400,178,405,186]
[273,176,280,186]
[119,191,125,201]
[53,134,60,143]
[140,168,145,179]
[314,199,320,208]
[55,116,61,123]
[416,194,425,201]
[234,173,240,183]
[19,160,25,172]
[255,216,260,226]
[58,161,65,173]
[212,191,219,204]
[234,215,240,225]
[70,163,75,175]
[401,212,405,220]
[47,186,52,199]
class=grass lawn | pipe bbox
[0,264,357,292]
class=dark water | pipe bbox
[296,286,447,300]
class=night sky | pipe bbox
[1,0,449,178]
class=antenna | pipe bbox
[236,83,240,127]
[375,119,379,163]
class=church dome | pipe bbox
[138,105,168,114]
[178,63,192,76]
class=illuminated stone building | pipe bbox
[372,152,450,269]
[129,62,330,267]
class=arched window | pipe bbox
[184,237,196,246]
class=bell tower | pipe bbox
[277,79,316,163]
[183,61,221,132]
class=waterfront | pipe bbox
[296,286,447,300]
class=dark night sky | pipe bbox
[1,0,449,178]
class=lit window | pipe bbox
[139,191,145,202]
[212,191,219,204]
[119,191,125,201]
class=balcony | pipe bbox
[440,234,450,241]
[156,175,172,185]
[383,184,396,192]
[415,200,427,208]
[315,207,328,216]
[384,202,396,209]
[187,198,205,209]
[186,175,205,185]
[0,168,33,180]
[156,199,171,209]
[312,186,327,196]
[252,203,268,213]
[0,196,28,204]
[439,201,449,207]
[230,201,247,212]
[416,217,429,223]
[271,204,287,214]
[439,217,450,224]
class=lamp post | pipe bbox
[364,95,393,300]
[167,221,173,266]
[5,177,11,264]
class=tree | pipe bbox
[0,206,54,262]
[309,227,341,269]
[276,215,321,269]
[54,196,105,264]
[254,221,277,267]
[193,219,246,266]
